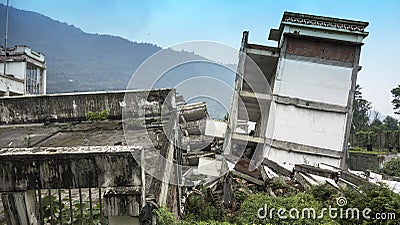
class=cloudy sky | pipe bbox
[4,0,400,117]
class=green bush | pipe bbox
[156,184,400,225]
[310,183,339,205]
[155,206,234,225]
[339,184,400,225]
[154,206,177,225]
[237,192,336,225]
[87,109,109,121]
[40,193,107,225]
[381,157,400,177]
[180,220,234,225]
[184,192,225,222]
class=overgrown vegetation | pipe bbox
[156,184,400,225]
[87,109,109,121]
[184,188,226,222]
[381,158,400,177]
[41,192,107,224]
[349,147,384,155]
[350,84,400,152]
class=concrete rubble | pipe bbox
[178,101,400,217]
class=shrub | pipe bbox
[87,109,109,121]
[381,158,400,177]
[184,192,225,222]
[237,192,336,225]
[154,206,177,225]
[40,193,106,224]
[339,184,400,225]
[310,183,338,205]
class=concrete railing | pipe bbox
[0,89,173,124]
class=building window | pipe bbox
[26,63,41,94]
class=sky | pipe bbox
[4,0,400,117]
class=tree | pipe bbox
[352,85,371,132]
[369,118,384,133]
[381,157,400,177]
[383,115,399,130]
[391,85,400,115]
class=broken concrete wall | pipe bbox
[0,89,172,124]
[270,104,347,151]
[348,152,400,171]
[273,58,353,106]
[0,146,142,191]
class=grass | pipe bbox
[349,147,392,155]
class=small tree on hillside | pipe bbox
[383,115,399,130]
[352,85,371,132]
[391,85,400,115]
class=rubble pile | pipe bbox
[177,100,400,220]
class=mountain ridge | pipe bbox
[0,4,235,119]
[0,4,175,92]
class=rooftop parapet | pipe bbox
[269,11,369,44]
[0,45,45,67]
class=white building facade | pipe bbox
[227,12,369,168]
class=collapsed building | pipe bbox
[0,90,180,224]
[227,12,369,169]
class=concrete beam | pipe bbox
[294,164,339,181]
[246,47,279,58]
[0,146,142,191]
[231,170,265,186]
[340,171,374,187]
[239,90,273,102]
[294,172,316,190]
[232,133,342,159]
[262,158,292,177]
[285,54,353,68]
[272,139,343,159]
[0,88,174,124]
[179,102,208,122]
[274,95,348,113]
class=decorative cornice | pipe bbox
[0,55,46,68]
[283,12,368,33]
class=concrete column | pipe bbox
[104,187,142,225]
[41,69,46,95]
[1,190,38,225]
[4,86,9,97]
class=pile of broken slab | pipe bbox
[177,102,400,215]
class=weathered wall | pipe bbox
[270,103,346,151]
[265,146,341,168]
[286,37,356,63]
[0,89,173,124]
[0,75,24,95]
[348,152,400,171]
[274,59,352,106]
[0,146,142,191]
[0,61,26,80]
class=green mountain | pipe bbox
[0,4,235,118]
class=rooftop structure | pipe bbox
[0,45,46,96]
[227,12,369,169]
